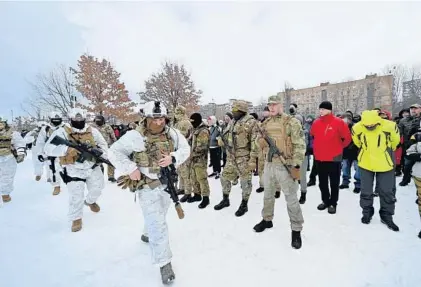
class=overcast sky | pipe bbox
[1,1,421,117]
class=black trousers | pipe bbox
[209,147,221,173]
[317,161,341,206]
[309,158,318,181]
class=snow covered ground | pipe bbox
[1,151,420,287]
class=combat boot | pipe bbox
[198,196,209,209]
[179,194,191,203]
[291,230,302,249]
[380,217,399,232]
[235,199,248,217]
[84,201,100,213]
[256,187,264,193]
[187,193,202,203]
[35,175,41,181]
[253,219,273,232]
[2,195,11,203]
[141,234,149,243]
[214,194,230,210]
[160,262,175,285]
[52,186,61,196]
[71,219,82,232]
[299,192,306,204]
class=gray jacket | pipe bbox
[209,125,221,148]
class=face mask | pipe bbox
[71,120,86,130]
[51,119,62,127]
[289,107,295,114]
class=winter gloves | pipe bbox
[117,175,143,192]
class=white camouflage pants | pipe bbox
[138,185,172,267]
[65,165,104,221]
[0,155,17,195]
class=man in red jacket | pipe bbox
[310,101,351,214]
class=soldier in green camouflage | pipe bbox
[93,115,117,182]
[173,106,193,195]
[179,113,211,208]
[253,95,305,249]
[214,100,258,216]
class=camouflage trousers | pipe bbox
[178,160,190,191]
[263,162,304,231]
[258,157,281,190]
[221,156,252,200]
[189,161,210,196]
[412,176,421,217]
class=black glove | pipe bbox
[37,155,45,162]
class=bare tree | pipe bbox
[382,64,408,113]
[26,64,77,117]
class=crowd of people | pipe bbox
[1,97,421,285]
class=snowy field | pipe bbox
[1,151,420,287]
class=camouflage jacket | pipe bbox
[93,123,116,146]
[259,113,306,167]
[191,123,210,162]
[223,114,258,160]
[174,117,193,140]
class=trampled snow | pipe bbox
[1,151,420,287]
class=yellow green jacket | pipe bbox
[351,111,400,172]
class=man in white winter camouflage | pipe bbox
[0,115,26,205]
[108,101,190,285]
[36,111,65,196]
[44,108,108,232]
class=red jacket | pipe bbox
[310,114,352,162]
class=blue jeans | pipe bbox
[341,159,360,188]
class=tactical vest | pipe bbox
[96,124,114,145]
[263,115,294,164]
[228,115,254,157]
[59,126,96,166]
[0,129,13,156]
[132,125,175,176]
[191,125,210,159]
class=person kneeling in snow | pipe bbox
[0,115,26,204]
[108,101,190,285]
[44,108,108,232]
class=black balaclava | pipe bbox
[190,113,202,128]
[71,120,85,130]
[50,118,62,127]
[232,111,245,121]
[95,115,105,126]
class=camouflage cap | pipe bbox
[268,95,282,104]
[232,100,248,113]
[410,103,421,108]
[174,106,186,115]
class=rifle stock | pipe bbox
[159,164,184,219]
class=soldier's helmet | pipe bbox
[143,101,167,118]
[174,106,186,119]
[231,100,249,113]
[94,115,105,125]
[68,108,87,121]
[49,111,63,126]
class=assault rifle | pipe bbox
[158,164,184,219]
[256,125,293,178]
[50,135,114,167]
[48,157,57,183]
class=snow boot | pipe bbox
[275,191,281,199]
[353,187,361,194]
[198,196,209,209]
[187,193,202,203]
[52,186,61,196]
[317,203,328,211]
[235,199,248,217]
[380,217,399,232]
[299,192,306,204]
[71,219,82,232]
[256,187,264,193]
[35,175,41,181]
[180,194,191,203]
[214,194,230,210]
[85,201,100,213]
[291,230,302,249]
[328,205,336,214]
[253,219,273,233]
[160,262,175,285]
[108,177,116,183]
[339,184,349,189]
[1,195,11,203]
[361,208,374,224]
[141,234,149,243]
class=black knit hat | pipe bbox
[319,101,332,111]
[225,112,233,119]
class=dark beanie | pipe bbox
[225,112,233,119]
[319,101,332,111]
[190,113,202,128]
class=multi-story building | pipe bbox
[402,78,421,104]
[277,74,393,116]
[200,99,253,119]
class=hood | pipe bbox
[361,110,382,126]
[380,110,392,120]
